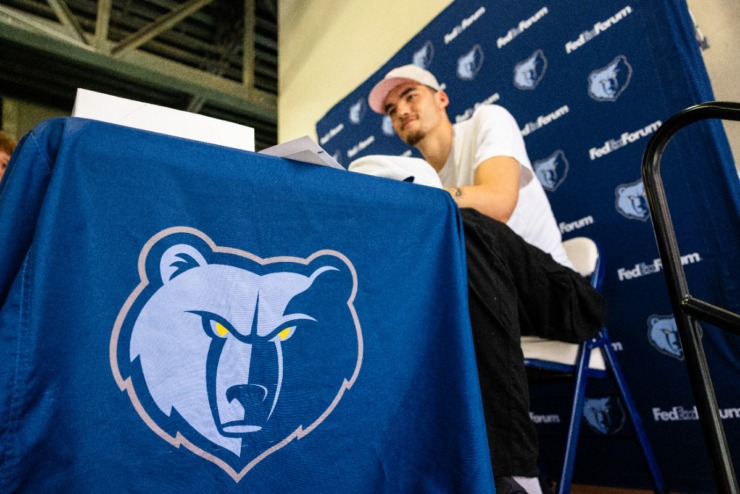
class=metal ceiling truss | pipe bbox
[0,0,276,145]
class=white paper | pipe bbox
[72,88,255,152]
[259,135,344,170]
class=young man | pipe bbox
[367,65,603,494]
[369,64,570,267]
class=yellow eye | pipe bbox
[214,321,230,338]
[276,326,296,341]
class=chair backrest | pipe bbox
[562,237,603,291]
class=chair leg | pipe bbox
[557,341,592,494]
[601,334,667,494]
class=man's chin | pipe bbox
[402,131,425,147]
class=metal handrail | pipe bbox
[641,101,740,494]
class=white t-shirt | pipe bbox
[438,105,572,267]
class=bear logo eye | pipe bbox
[213,321,230,338]
[204,318,234,339]
[273,326,296,342]
[189,311,235,339]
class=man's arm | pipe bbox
[444,156,521,222]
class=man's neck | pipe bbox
[416,120,453,172]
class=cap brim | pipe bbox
[368,77,416,114]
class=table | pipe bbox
[0,118,494,493]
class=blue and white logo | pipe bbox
[112,227,362,481]
[457,45,484,80]
[583,396,626,435]
[413,41,435,68]
[381,115,395,136]
[588,55,633,102]
[349,99,366,125]
[513,50,548,90]
[648,314,685,360]
[533,150,569,192]
[615,179,650,221]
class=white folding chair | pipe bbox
[522,237,666,494]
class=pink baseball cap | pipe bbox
[368,64,443,114]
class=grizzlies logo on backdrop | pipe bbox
[413,41,434,68]
[111,227,362,481]
[615,179,649,221]
[381,115,395,137]
[513,50,548,90]
[648,314,685,360]
[533,150,568,191]
[583,397,626,435]
[588,55,633,102]
[349,99,367,124]
[457,45,484,80]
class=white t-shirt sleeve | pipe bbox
[468,105,533,187]
[453,105,570,266]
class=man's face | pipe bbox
[383,82,448,146]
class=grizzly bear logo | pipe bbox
[583,396,626,435]
[533,150,569,192]
[648,314,686,360]
[111,227,362,481]
[514,50,547,90]
[413,40,435,69]
[588,55,633,102]
[457,45,484,80]
[615,179,650,221]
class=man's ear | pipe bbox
[435,90,450,109]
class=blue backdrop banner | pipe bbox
[316,1,740,491]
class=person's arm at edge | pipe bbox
[444,156,520,222]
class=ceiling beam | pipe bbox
[94,0,112,50]
[46,0,88,44]
[243,0,256,89]
[111,0,214,56]
[187,2,246,113]
[0,3,276,123]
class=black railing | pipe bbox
[642,101,740,494]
